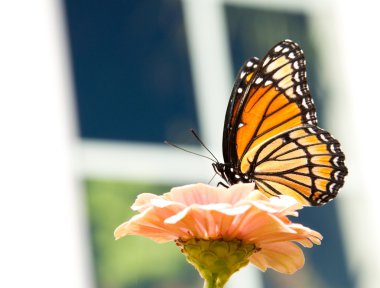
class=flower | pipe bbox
[115,183,322,287]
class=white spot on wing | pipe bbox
[294,61,299,69]
[237,88,243,94]
[274,46,283,52]
[240,71,246,79]
[296,85,302,95]
[264,80,272,86]
[334,171,340,180]
[238,122,245,128]
[308,127,317,134]
[302,98,308,108]
[246,61,253,67]
[255,77,263,84]
[329,183,336,192]
[320,134,328,142]
[294,72,300,82]
[333,157,340,166]
[330,144,336,153]
[289,52,295,59]
[283,47,289,53]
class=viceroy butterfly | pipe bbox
[213,40,347,206]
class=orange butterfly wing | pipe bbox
[223,40,316,165]
[245,125,347,206]
[223,57,261,162]
[221,40,347,206]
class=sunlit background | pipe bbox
[2,0,380,287]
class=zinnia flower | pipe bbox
[114,183,322,288]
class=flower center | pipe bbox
[176,238,258,288]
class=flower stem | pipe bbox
[203,276,221,288]
[203,279,214,288]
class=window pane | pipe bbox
[63,0,199,144]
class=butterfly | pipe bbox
[213,39,347,206]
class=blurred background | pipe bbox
[1,0,380,287]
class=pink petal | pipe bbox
[115,182,322,275]
[166,183,222,205]
[228,209,295,241]
[166,183,255,205]
[249,242,305,274]
[131,193,161,211]
[115,207,189,242]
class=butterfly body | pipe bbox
[216,40,347,206]
[212,162,250,186]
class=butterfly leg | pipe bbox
[217,181,229,188]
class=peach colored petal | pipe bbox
[114,210,172,242]
[251,195,302,217]
[289,224,323,246]
[249,242,305,274]
[132,193,186,214]
[226,183,257,203]
[166,206,230,239]
[166,183,255,205]
[131,193,161,211]
[165,184,220,205]
[115,182,322,274]
[115,205,192,243]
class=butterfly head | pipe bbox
[212,162,249,185]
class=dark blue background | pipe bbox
[64,0,199,144]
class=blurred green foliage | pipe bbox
[85,179,200,288]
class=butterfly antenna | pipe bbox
[190,129,220,163]
[208,172,218,185]
[164,140,217,163]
